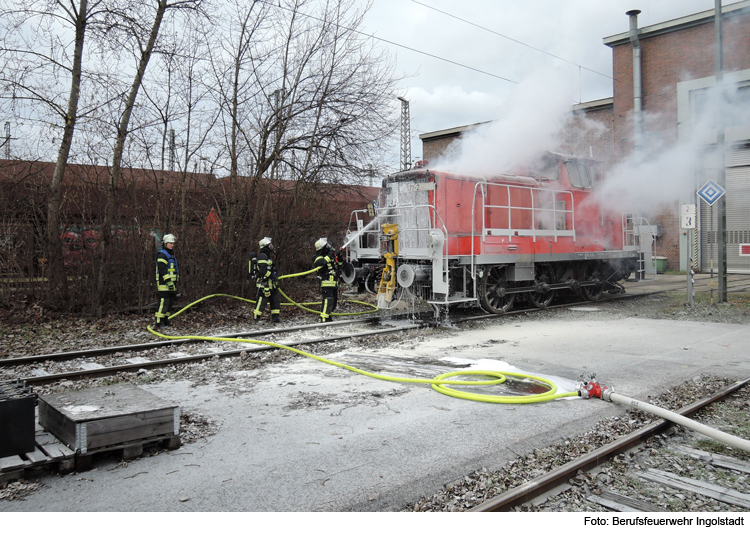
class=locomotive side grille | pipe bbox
[384,179,433,251]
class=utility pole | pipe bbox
[397,97,411,171]
[273,89,283,181]
[3,122,10,158]
[169,128,175,171]
[715,0,727,302]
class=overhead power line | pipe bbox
[410,0,614,81]
[261,0,518,84]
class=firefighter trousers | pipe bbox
[254,286,280,321]
[320,286,338,322]
[155,291,176,326]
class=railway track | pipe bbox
[3,274,750,386]
[643,273,750,295]
[2,318,429,385]
[0,292,650,385]
[471,377,750,512]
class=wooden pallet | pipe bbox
[72,431,181,472]
[0,425,75,487]
[1,425,181,486]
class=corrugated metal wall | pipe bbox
[699,145,750,274]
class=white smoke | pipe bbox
[432,68,578,176]
[427,66,749,221]
[593,80,750,216]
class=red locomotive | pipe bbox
[342,152,653,314]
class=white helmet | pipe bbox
[315,237,329,251]
[162,233,177,244]
[259,237,273,250]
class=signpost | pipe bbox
[697,180,726,305]
[697,180,726,206]
[681,204,696,308]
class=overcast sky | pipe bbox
[358,0,726,169]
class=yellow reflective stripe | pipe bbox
[156,298,167,319]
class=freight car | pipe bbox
[342,152,655,314]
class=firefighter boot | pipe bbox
[272,314,281,324]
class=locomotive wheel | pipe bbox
[581,261,605,301]
[526,264,555,309]
[480,265,515,314]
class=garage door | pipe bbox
[698,145,750,274]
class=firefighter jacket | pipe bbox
[256,247,277,289]
[313,249,341,288]
[156,248,180,292]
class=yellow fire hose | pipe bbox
[149,267,579,404]
[168,267,378,320]
[147,326,578,404]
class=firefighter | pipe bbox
[313,238,343,323]
[252,237,280,323]
[155,233,179,329]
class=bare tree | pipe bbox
[208,0,268,259]
[0,0,398,314]
[96,0,204,315]
[211,0,398,268]
[1,0,121,303]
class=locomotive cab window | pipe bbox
[587,165,599,186]
[566,161,592,189]
[555,200,567,230]
[530,154,560,181]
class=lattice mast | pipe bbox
[398,97,411,171]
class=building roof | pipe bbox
[572,97,613,112]
[603,0,750,47]
[419,121,491,142]
[419,98,613,142]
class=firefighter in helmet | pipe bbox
[252,237,281,323]
[155,233,179,329]
[313,238,343,323]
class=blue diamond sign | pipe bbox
[697,180,726,206]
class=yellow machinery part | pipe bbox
[378,223,399,306]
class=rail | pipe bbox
[479,183,576,241]
[472,377,750,511]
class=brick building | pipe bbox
[605,1,750,273]
[419,1,750,273]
